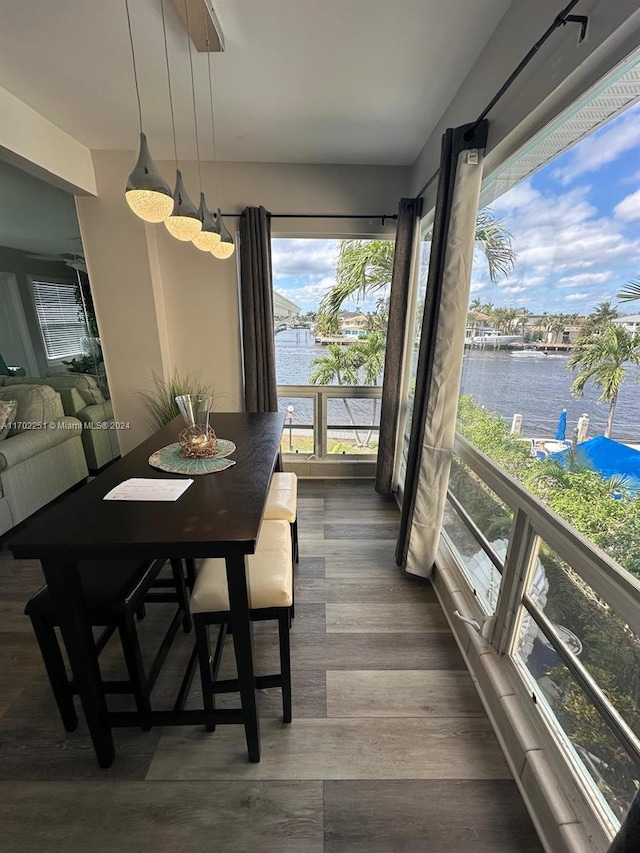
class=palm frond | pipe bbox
[474,210,516,283]
[617,275,640,302]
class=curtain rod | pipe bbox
[221,212,398,222]
[414,0,587,202]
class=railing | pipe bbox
[445,432,640,831]
[277,384,381,459]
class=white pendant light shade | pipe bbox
[211,209,235,259]
[165,170,202,241]
[125,133,173,223]
[192,193,221,251]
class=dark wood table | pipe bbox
[9,411,285,768]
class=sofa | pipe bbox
[0,384,88,537]
[0,373,120,473]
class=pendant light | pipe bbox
[205,12,234,260]
[123,0,172,223]
[212,209,235,258]
[187,0,221,252]
[162,0,201,242]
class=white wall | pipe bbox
[76,152,409,452]
[412,0,640,208]
[0,87,96,196]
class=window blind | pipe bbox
[31,280,88,360]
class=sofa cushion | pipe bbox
[0,400,17,442]
[45,373,104,405]
[0,385,64,434]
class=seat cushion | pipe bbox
[190,520,293,613]
[264,472,297,523]
[25,559,158,621]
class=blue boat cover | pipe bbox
[551,436,640,488]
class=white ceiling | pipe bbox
[0,0,511,166]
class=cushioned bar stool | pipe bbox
[264,473,298,565]
[190,519,293,737]
[24,558,190,732]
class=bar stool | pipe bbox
[264,472,298,565]
[24,558,190,732]
[190,519,293,735]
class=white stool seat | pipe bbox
[190,520,293,613]
[264,473,297,523]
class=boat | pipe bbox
[470,333,520,347]
[511,349,548,358]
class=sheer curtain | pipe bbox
[397,121,488,577]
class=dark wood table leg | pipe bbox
[225,553,261,762]
[41,559,115,768]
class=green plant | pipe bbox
[137,369,214,431]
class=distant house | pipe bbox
[613,314,640,335]
[341,312,368,338]
[273,290,300,326]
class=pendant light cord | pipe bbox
[205,7,220,206]
[161,0,179,167]
[185,0,202,191]
[124,0,143,132]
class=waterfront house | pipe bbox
[1,2,639,852]
[613,314,640,335]
[340,312,369,338]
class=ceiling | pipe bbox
[0,0,512,166]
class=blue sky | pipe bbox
[273,99,640,317]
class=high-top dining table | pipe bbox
[9,411,285,768]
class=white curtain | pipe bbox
[397,121,488,577]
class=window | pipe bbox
[31,280,88,360]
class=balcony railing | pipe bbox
[277,384,381,459]
[443,432,640,833]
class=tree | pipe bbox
[584,301,619,334]
[312,311,341,338]
[309,344,365,445]
[567,324,640,437]
[617,274,640,303]
[350,331,386,446]
[321,211,516,315]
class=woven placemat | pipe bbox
[148,439,236,475]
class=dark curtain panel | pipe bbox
[375,197,423,498]
[239,206,278,413]
[396,120,488,568]
[608,791,640,852]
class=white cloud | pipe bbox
[557,272,613,287]
[553,102,640,185]
[271,238,337,276]
[615,189,640,222]
[564,293,589,301]
[470,281,486,292]
[275,277,335,304]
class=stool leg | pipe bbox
[278,609,292,724]
[30,615,78,732]
[292,519,299,564]
[170,559,191,634]
[118,615,152,730]
[194,616,216,732]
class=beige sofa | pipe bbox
[0,384,88,536]
[0,374,120,473]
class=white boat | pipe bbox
[511,350,548,358]
[470,333,520,346]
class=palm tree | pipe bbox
[309,344,365,446]
[313,310,342,338]
[617,275,640,303]
[567,324,640,437]
[320,211,516,315]
[350,332,386,446]
[584,301,619,334]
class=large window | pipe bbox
[272,237,392,459]
[31,280,88,360]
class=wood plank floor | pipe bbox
[0,478,543,851]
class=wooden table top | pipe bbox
[9,412,285,561]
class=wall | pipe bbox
[412,0,640,208]
[0,87,96,196]
[77,151,409,452]
[0,245,78,375]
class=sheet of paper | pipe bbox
[103,478,193,502]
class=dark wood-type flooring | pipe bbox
[0,479,543,851]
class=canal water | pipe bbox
[276,329,640,440]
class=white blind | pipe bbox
[31,281,88,360]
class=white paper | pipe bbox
[103,478,193,502]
